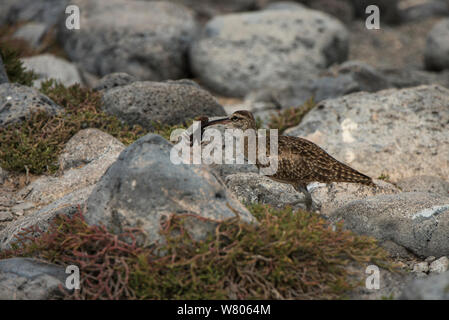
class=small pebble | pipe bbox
[412,262,429,273]
[429,257,449,274]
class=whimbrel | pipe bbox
[198,110,376,210]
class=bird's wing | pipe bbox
[278,136,365,184]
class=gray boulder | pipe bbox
[308,0,355,24]
[330,192,449,257]
[12,22,47,49]
[0,83,61,127]
[0,130,124,250]
[101,80,226,130]
[0,258,67,300]
[400,1,449,23]
[0,0,69,26]
[285,85,449,182]
[400,270,449,299]
[0,55,8,84]
[93,72,137,92]
[397,176,449,196]
[85,134,255,246]
[190,6,348,96]
[211,162,259,181]
[310,61,390,102]
[225,173,311,211]
[21,54,82,88]
[165,0,261,23]
[58,128,125,171]
[58,0,198,80]
[380,68,449,89]
[425,18,449,71]
[263,2,306,11]
[0,187,92,250]
[246,62,449,111]
[429,256,449,274]
[16,130,124,205]
[310,179,399,217]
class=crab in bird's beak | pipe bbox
[189,116,230,146]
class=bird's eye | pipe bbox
[231,116,238,121]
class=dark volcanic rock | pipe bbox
[85,134,255,246]
[94,73,137,92]
[101,80,226,130]
[0,83,61,127]
[0,0,69,26]
[58,0,199,81]
[0,258,67,300]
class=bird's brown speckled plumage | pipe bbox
[264,134,375,188]
[202,110,375,188]
[200,110,375,209]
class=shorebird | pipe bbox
[198,110,376,210]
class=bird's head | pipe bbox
[204,110,256,131]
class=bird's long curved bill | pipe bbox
[202,117,231,127]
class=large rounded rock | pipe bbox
[286,85,449,182]
[59,0,198,80]
[166,0,260,22]
[310,179,399,217]
[425,18,449,71]
[308,0,355,24]
[0,130,125,250]
[330,192,449,257]
[0,258,67,300]
[400,270,449,299]
[0,83,61,127]
[93,72,137,92]
[0,0,69,26]
[396,176,449,196]
[190,6,348,96]
[16,130,124,205]
[245,61,449,110]
[12,22,48,49]
[59,128,125,171]
[101,80,226,130]
[21,54,82,88]
[225,173,311,211]
[85,134,255,246]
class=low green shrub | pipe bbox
[268,97,316,134]
[0,44,37,86]
[1,204,394,300]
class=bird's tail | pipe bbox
[330,161,376,187]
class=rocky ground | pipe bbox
[1,0,449,300]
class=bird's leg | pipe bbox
[294,183,313,211]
